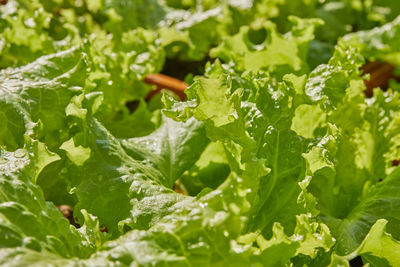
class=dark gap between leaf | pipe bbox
[161,56,211,81]
[100,224,108,233]
[349,256,363,267]
[58,205,109,232]
[57,205,81,228]
[126,100,140,114]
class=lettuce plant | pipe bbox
[1,0,400,266]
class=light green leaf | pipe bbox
[0,47,87,150]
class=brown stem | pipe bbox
[144,74,188,101]
[362,62,396,97]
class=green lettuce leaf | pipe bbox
[0,0,81,68]
[165,61,312,239]
[0,144,106,260]
[210,17,322,77]
[0,46,87,150]
[62,111,209,235]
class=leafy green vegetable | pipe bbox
[0,144,106,259]
[2,0,400,266]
